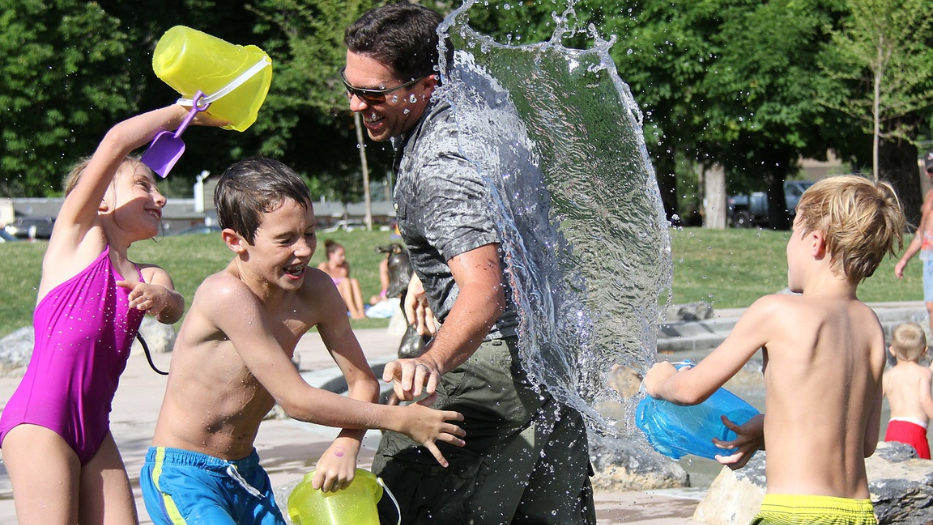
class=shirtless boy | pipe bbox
[141,158,464,525]
[645,175,904,524]
[882,321,933,459]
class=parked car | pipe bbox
[171,224,222,236]
[727,180,814,228]
[4,216,55,239]
[323,220,368,233]
[0,229,21,243]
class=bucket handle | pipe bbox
[377,477,401,525]
[175,55,271,107]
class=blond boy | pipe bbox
[882,321,933,459]
[141,158,464,525]
[645,175,904,524]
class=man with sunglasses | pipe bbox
[895,150,933,338]
[344,4,595,524]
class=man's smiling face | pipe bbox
[343,51,437,142]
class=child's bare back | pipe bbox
[645,176,904,523]
[881,321,933,459]
[884,361,933,424]
[753,293,884,498]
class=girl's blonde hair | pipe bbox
[795,175,905,283]
[62,155,148,196]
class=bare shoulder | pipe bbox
[740,293,798,326]
[196,269,257,304]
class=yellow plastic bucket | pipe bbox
[287,469,399,525]
[152,26,272,131]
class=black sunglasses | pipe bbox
[339,67,426,105]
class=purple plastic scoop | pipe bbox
[141,91,208,177]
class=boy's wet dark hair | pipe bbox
[344,3,451,82]
[214,158,312,244]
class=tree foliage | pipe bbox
[0,0,133,196]
[818,0,933,180]
[1,0,931,228]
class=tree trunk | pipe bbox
[767,176,790,231]
[703,164,727,230]
[653,148,679,223]
[354,112,373,231]
[872,41,883,182]
[879,138,922,228]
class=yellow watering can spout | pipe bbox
[287,469,400,525]
[151,26,272,132]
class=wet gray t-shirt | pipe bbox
[393,99,518,340]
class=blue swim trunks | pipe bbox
[141,446,285,525]
[923,259,933,303]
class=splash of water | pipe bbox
[437,2,672,439]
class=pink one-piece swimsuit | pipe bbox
[0,246,144,464]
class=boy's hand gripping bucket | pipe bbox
[151,25,272,132]
[287,468,400,525]
[635,360,761,460]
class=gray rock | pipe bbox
[0,327,34,376]
[693,442,933,524]
[589,433,690,491]
[130,316,176,355]
[692,452,765,525]
[659,302,715,323]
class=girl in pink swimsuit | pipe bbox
[0,105,223,524]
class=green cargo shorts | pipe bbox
[372,337,596,525]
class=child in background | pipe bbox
[893,152,933,338]
[0,105,221,524]
[141,159,464,524]
[645,175,905,524]
[882,321,933,459]
[318,239,367,319]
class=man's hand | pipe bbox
[404,273,438,336]
[383,356,443,401]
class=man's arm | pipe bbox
[383,243,506,401]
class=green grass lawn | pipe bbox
[0,227,922,338]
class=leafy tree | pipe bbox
[818,0,933,181]
[605,0,727,222]
[250,0,396,206]
[700,0,842,229]
[0,0,134,196]
[606,0,842,229]
[0,0,266,197]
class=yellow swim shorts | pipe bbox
[751,494,877,525]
